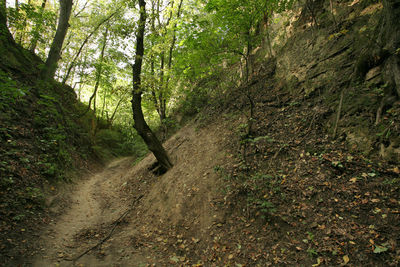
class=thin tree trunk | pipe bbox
[101,92,107,119]
[131,0,173,171]
[74,0,88,17]
[17,0,30,45]
[164,0,183,101]
[263,13,273,57]
[41,0,73,80]
[153,0,175,124]
[329,0,337,29]
[107,97,124,126]
[150,0,162,119]
[62,10,117,84]
[158,52,166,121]
[77,54,87,101]
[80,26,108,117]
[29,0,47,52]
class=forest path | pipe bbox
[30,121,232,266]
[32,157,137,266]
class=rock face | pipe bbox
[260,0,399,162]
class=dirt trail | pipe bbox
[32,157,135,266]
[30,121,232,266]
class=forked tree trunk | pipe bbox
[131,0,173,171]
[41,0,73,80]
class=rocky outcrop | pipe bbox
[261,0,399,162]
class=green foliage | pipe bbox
[216,164,285,219]
[244,171,286,217]
[92,145,115,163]
[0,69,27,109]
[7,1,57,52]
[179,86,209,116]
[307,248,318,257]
[95,128,133,157]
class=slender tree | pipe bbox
[62,10,118,84]
[41,0,73,80]
[29,0,47,52]
[131,0,173,171]
[83,26,109,117]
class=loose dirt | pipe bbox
[30,121,232,266]
[27,107,400,266]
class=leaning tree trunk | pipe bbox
[131,0,173,171]
[41,0,73,80]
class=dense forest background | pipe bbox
[0,0,399,265]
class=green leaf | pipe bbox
[170,256,180,263]
[373,245,388,254]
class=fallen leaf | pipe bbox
[374,245,388,254]
[349,177,358,183]
[343,255,349,265]
[312,257,322,266]
[170,256,179,263]
[349,0,360,7]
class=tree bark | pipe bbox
[41,0,73,80]
[131,0,173,171]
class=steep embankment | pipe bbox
[26,102,399,267]
[4,0,400,266]
[30,120,233,266]
[0,37,125,264]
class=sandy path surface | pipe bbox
[32,157,134,267]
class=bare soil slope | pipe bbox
[30,120,232,266]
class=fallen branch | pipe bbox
[67,194,144,262]
[333,89,344,139]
